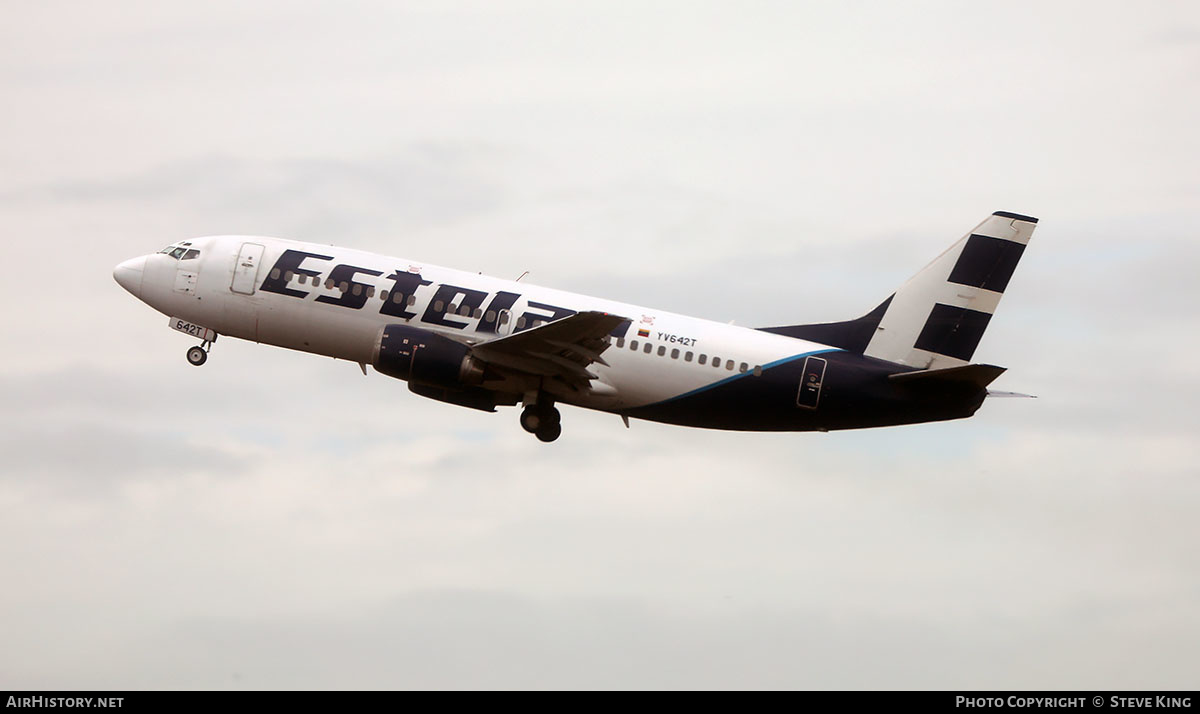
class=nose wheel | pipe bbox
[186,340,212,366]
[520,403,562,442]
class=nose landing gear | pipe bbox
[186,339,213,366]
[520,401,562,443]
[169,319,218,367]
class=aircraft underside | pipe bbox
[621,350,989,432]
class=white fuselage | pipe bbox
[117,234,832,413]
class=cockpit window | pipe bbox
[156,242,199,260]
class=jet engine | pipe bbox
[372,324,502,411]
[372,324,485,388]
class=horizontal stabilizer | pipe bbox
[889,363,1006,390]
[986,390,1037,398]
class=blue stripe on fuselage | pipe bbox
[640,347,842,408]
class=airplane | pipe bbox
[113,211,1038,443]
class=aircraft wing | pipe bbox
[472,311,630,389]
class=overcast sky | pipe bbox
[2,0,1198,690]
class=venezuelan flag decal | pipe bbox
[637,328,650,338]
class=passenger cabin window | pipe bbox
[270,268,281,280]
[698,354,707,365]
[657,346,666,356]
[671,348,679,359]
[739,362,748,373]
[630,340,639,351]
[684,351,693,362]
[753,366,763,377]
[616,338,625,348]
[643,343,652,354]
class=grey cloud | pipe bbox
[1147,25,1200,48]
[0,422,251,495]
[15,588,1193,689]
[0,147,508,238]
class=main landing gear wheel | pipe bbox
[186,345,208,366]
[521,404,561,441]
[535,421,562,443]
[520,406,540,434]
[520,404,560,433]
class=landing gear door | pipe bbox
[796,355,828,410]
[231,242,265,295]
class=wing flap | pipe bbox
[472,311,630,388]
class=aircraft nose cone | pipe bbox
[113,255,146,297]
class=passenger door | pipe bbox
[230,243,265,295]
[796,355,828,409]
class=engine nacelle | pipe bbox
[409,382,499,412]
[372,324,485,389]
